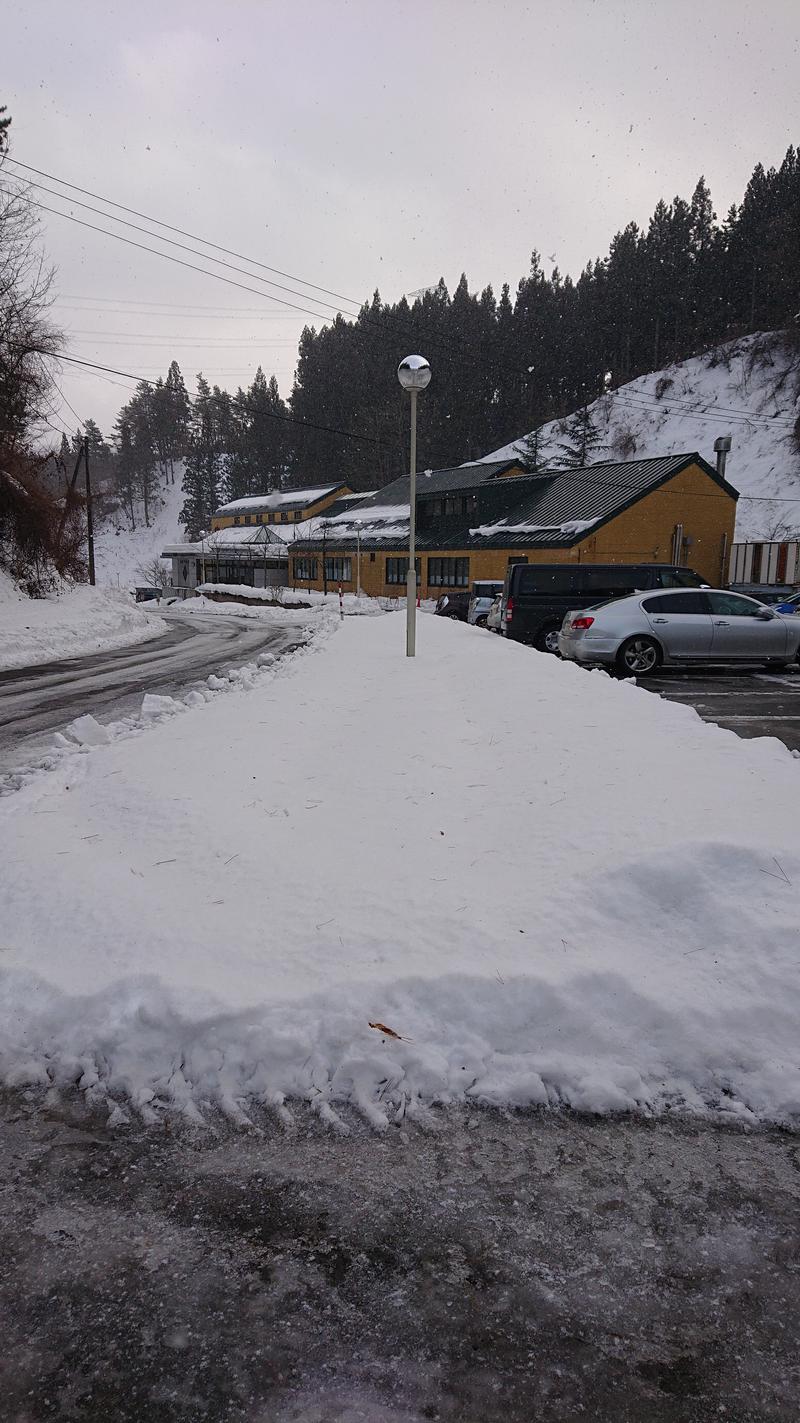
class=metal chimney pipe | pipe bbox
[714,434,732,481]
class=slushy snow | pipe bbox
[2,612,800,1128]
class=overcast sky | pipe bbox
[5,0,800,437]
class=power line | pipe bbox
[17,346,381,445]
[5,156,364,311]
[11,176,477,364]
[58,295,302,315]
[65,329,303,341]
[611,389,797,429]
[31,203,338,326]
[52,381,84,429]
[27,179,360,319]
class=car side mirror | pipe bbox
[756,607,774,619]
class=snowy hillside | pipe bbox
[485,332,800,542]
[93,468,185,590]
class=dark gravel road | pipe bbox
[2,1097,799,1422]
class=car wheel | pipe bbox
[447,610,461,620]
[476,615,488,628]
[535,624,562,655]
[616,635,662,676]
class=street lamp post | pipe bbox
[397,355,431,657]
[355,520,362,597]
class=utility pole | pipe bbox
[55,441,84,550]
[84,435,96,586]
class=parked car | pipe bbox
[467,580,505,627]
[558,587,800,675]
[434,590,471,621]
[486,593,503,633]
[501,562,708,651]
[774,591,800,614]
[729,583,799,605]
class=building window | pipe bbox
[294,558,318,581]
[325,556,352,583]
[428,557,469,588]
[386,557,420,585]
[244,515,252,525]
[324,556,352,583]
[234,517,241,526]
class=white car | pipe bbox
[486,593,504,633]
[558,587,800,675]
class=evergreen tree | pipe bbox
[514,425,546,472]
[180,374,225,540]
[224,367,290,500]
[113,416,139,530]
[150,361,191,484]
[555,403,604,469]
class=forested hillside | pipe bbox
[63,145,800,541]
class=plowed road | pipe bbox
[0,609,306,774]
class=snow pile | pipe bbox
[0,586,165,671]
[484,332,800,541]
[2,614,800,1127]
[93,472,185,590]
[194,584,397,615]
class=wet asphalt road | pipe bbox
[0,610,308,774]
[639,664,800,752]
[2,1096,799,1423]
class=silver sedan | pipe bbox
[557,588,800,675]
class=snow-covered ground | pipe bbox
[2,612,800,1128]
[0,574,165,671]
[485,332,800,541]
[93,472,184,590]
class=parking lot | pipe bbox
[639,664,800,752]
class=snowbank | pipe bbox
[0,586,165,671]
[195,583,401,615]
[2,614,800,1128]
[484,332,800,541]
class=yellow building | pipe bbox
[211,482,353,530]
[287,454,738,598]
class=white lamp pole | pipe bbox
[355,520,362,597]
[397,355,431,657]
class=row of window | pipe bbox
[424,494,478,519]
[293,555,471,588]
[233,510,303,526]
[295,557,353,582]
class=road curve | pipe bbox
[0,609,308,772]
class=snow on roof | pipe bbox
[162,525,288,556]
[470,516,598,539]
[216,485,340,515]
[274,502,410,546]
